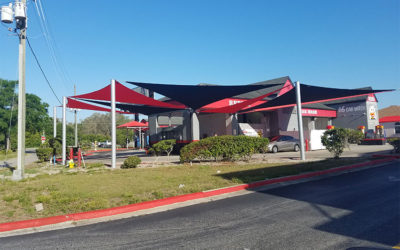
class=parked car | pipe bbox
[268,135,300,153]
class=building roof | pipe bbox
[302,103,336,110]
[379,116,400,123]
[233,76,291,99]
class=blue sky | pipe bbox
[0,0,399,121]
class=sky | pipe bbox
[0,0,399,122]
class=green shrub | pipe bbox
[388,138,400,153]
[48,138,62,157]
[346,129,364,144]
[121,156,141,169]
[180,135,269,163]
[36,147,53,162]
[321,128,348,159]
[151,139,176,156]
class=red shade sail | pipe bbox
[67,98,131,114]
[71,81,185,109]
[200,84,292,114]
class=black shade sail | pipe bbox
[126,81,281,110]
[241,84,392,113]
[82,99,185,115]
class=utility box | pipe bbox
[14,2,26,19]
[1,4,13,23]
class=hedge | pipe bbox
[180,135,269,163]
[36,148,53,162]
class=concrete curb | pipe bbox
[0,157,397,234]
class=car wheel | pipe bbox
[272,146,278,153]
[294,144,300,152]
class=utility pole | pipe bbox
[11,0,27,180]
[74,85,78,147]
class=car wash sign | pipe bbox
[301,108,336,117]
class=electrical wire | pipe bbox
[26,36,62,104]
[33,0,72,92]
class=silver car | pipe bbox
[268,135,300,153]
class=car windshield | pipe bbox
[270,136,280,142]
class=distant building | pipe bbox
[380,116,400,138]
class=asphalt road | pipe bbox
[1,161,399,250]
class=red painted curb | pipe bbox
[0,157,396,233]
[372,154,400,159]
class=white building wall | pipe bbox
[383,122,400,138]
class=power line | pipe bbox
[26,36,62,104]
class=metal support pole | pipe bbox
[62,97,67,165]
[295,81,306,160]
[139,127,142,149]
[13,5,27,181]
[53,106,57,138]
[111,79,116,169]
[74,85,78,147]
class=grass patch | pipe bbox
[0,158,362,223]
[0,151,17,161]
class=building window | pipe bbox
[395,122,400,134]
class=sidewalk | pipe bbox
[84,144,395,167]
[0,148,38,168]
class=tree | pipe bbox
[78,112,133,147]
[0,78,53,150]
[0,79,17,150]
[321,128,348,159]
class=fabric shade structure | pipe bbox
[200,83,293,114]
[81,99,185,115]
[117,120,148,128]
[241,84,393,113]
[126,81,282,110]
[71,81,185,109]
[66,98,131,114]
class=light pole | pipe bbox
[295,81,306,161]
[2,1,28,180]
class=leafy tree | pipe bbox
[79,112,133,147]
[321,128,348,159]
[151,139,176,157]
[0,79,17,149]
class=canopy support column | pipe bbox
[191,111,200,141]
[111,79,116,169]
[295,81,306,161]
[139,127,142,149]
[62,97,66,165]
[53,106,57,138]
